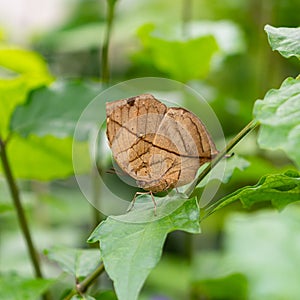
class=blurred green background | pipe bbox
[0,0,299,299]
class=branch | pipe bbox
[0,137,51,300]
[63,263,105,300]
[101,0,118,84]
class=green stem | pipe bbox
[182,0,193,36]
[101,0,117,84]
[92,166,104,229]
[185,119,260,196]
[0,138,51,300]
[63,263,105,300]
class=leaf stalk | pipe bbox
[63,263,105,300]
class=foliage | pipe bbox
[0,46,52,139]
[44,246,101,280]
[206,170,300,216]
[191,206,300,299]
[5,135,85,179]
[254,77,300,168]
[10,80,101,138]
[0,49,98,180]
[135,23,219,81]
[264,25,300,59]
[0,274,54,300]
[223,207,300,299]
[89,197,200,300]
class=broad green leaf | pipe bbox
[253,77,300,168]
[0,273,54,300]
[207,170,300,215]
[0,135,89,180]
[264,25,300,59]
[45,246,101,279]
[0,46,52,139]
[2,80,97,180]
[0,46,50,75]
[88,196,200,300]
[136,23,219,82]
[10,80,102,138]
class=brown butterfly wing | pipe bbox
[106,94,167,185]
[106,94,218,193]
[142,107,218,192]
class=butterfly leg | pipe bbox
[149,191,157,216]
[127,191,149,212]
[127,191,157,215]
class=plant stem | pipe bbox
[92,166,103,227]
[0,138,51,300]
[63,263,105,300]
[182,0,193,36]
[101,0,117,84]
[185,119,260,196]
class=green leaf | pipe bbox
[0,46,50,75]
[88,196,200,300]
[253,77,300,168]
[0,46,52,139]
[3,80,97,180]
[207,170,300,215]
[137,23,219,82]
[264,25,300,59]
[10,80,102,138]
[0,135,89,180]
[45,246,101,279]
[0,273,54,300]
[0,79,26,138]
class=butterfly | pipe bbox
[106,94,218,211]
